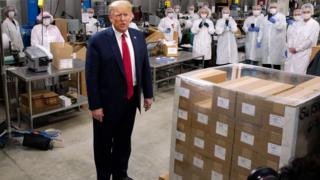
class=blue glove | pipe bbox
[248,26,255,32]
[287,19,294,25]
[254,27,260,32]
[165,28,171,33]
[268,17,276,24]
[256,42,262,48]
[285,49,288,58]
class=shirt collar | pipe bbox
[112,25,130,39]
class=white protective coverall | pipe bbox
[184,12,200,29]
[158,16,182,41]
[31,24,65,52]
[215,17,239,64]
[242,14,264,61]
[86,17,98,35]
[1,17,24,51]
[191,18,215,60]
[260,12,287,65]
[285,18,320,74]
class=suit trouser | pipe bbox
[93,88,138,180]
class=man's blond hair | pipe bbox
[108,0,132,15]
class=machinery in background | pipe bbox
[25,46,51,73]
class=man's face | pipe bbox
[109,6,133,33]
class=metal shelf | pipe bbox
[31,95,87,119]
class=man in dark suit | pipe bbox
[85,1,153,180]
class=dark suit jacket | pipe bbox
[85,27,153,118]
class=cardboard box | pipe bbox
[262,101,286,134]
[310,45,320,61]
[50,42,73,70]
[163,43,178,57]
[54,18,68,41]
[212,86,237,118]
[263,130,282,164]
[176,116,191,147]
[174,144,189,168]
[209,113,235,142]
[230,164,251,180]
[207,135,233,167]
[208,160,231,180]
[159,173,169,180]
[192,99,214,132]
[178,79,213,110]
[190,128,207,156]
[297,77,320,91]
[187,152,211,176]
[234,121,266,152]
[191,69,227,84]
[177,107,192,131]
[232,145,261,173]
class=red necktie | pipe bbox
[121,33,134,99]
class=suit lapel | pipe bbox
[129,29,140,84]
[108,28,125,77]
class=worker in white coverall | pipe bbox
[31,11,64,52]
[260,2,287,70]
[284,4,320,74]
[1,5,24,52]
[242,5,264,65]
[191,7,215,68]
[184,5,200,29]
[158,8,182,42]
[85,8,98,35]
[215,7,238,65]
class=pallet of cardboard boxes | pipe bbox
[169,64,320,180]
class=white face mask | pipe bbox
[222,13,230,19]
[294,15,302,21]
[174,9,180,13]
[269,8,277,15]
[43,18,51,26]
[253,10,261,16]
[188,10,194,14]
[200,14,207,19]
[167,13,174,18]
[88,13,94,18]
[303,13,312,20]
[8,11,15,18]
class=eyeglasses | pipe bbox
[113,13,130,19]
[302,11,311,14]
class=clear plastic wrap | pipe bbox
[169,64,320,180]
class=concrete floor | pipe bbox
[0,91,174,180]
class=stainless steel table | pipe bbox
[6,59,87,129]
[149,51,204,92]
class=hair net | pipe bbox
[36,11,53,23]
[4,5,16,17]
[301,3,314,15]
[198,7,209,15]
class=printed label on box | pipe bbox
[240,132,255,146]
[179,87,190,99]
[268,143,282,157]
[238,156,251,170]
[211,170,223,180]
[197,113,208,125]
[175,151,184,162]
[242,103,256,116]
[194,137,205,149]
[193,157,204,169]
[176,131,186,142]
[269,114,285,128]
[168,47,178,54]
[216,121,228,137]
[178,109,188,120]
[214,145,226,161]
[217,96,230,110]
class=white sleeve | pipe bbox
[31,26,40,46]
[215,20,224,35]
[274,15,287,31]
[207,20,215,34]
[243,18,250,33]
[230,19,238,33]
[157,19,166,32]
[191,20,200,34]
[296,23,320,52]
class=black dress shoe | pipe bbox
[122,177,133,180]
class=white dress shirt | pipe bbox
[113,26,136,86]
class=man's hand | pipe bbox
[91,108,104,122]
[144,98,153,112]
[289,48,297,54]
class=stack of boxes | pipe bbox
[172,67,320,180]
